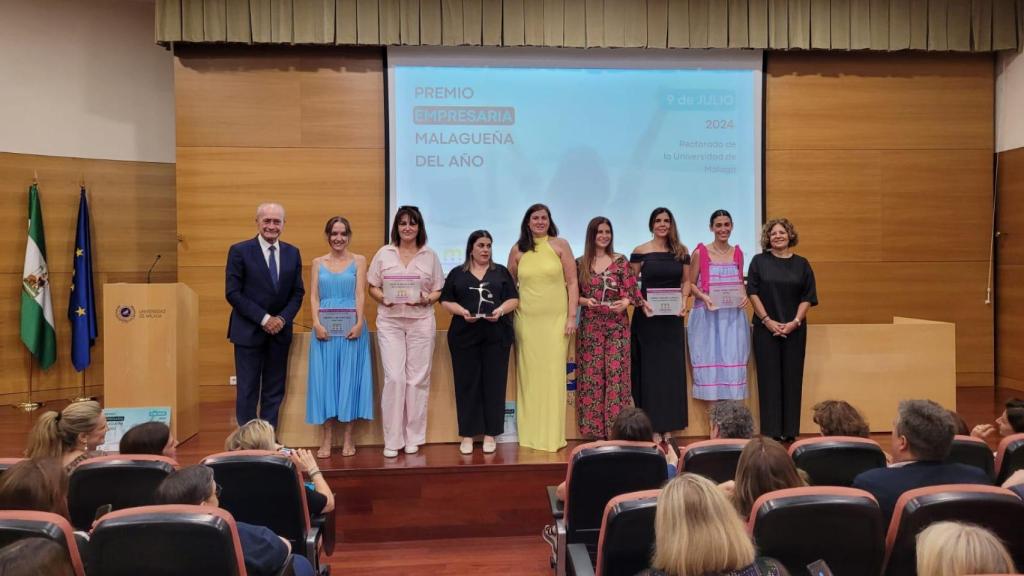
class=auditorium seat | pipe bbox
[788,436,887,487]
[995,432,1024,484]
[202,450,329,571]
[67,454,177,530]
[0,510,86,576]
[547,441,668,576]
[747,486,885,576]
[0,457,23,478]
[946,435,996,477]
[882,484,1024,576]
[89,504,295,575]
[566,489,659,576]
[677,439,748,483]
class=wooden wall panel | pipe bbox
[0,153,176,401]
[767,52,993,151]
[767,52,994,389]
[997,147,1024,391]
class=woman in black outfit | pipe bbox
[747,218,817,442]
[440,230,519,455]
[630,208,691,439]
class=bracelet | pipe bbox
[761,316,770,324]
[309,470,323,479]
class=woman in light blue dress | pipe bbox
[308,216,373,458]
[687,210,750,401]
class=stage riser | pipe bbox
[328,467,565,542]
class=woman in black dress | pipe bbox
[747,218,817,442]
[440,230,519,455]
[630,208,691,439]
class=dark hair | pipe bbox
[155,465,215,506]
[648,207,688,261]
[610,407,654,441]
[578,217,616,288]
[733,437,804,518]
[390,206,427,247]
[516,204,559,253]
[948,410,970,436]
[0,458,70,520]
[812,400,870,438]
[0,538,74,576]
[896,400,956,461]
[709,209,733,226]
[708,401,754,439]
[760,218,799,250]
[118,421,171,456]
[461,230,495,272]
[1006,398,1024,433]
[324,216,353,238]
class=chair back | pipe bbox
[67,454,177,530]
[945,435,995,477]
[89,505,248,576]
[564,441,667,557]
[788,437,887,487]
[0,457,24,476]
[201,450,311,548]
[678,439,748,483]
[995,433,1024,484]
[748,486,885,576]
[594,490,659,576]
[882,484,1024,576]
[0,510,87,576]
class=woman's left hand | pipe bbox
[738,296,750,310]
[608,299,629,314]
[345,320,363,340]
[485,308,503,323]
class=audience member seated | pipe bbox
[154,464,315,576]
[118,422,177,459]
[225,419,334,516]
[555,407,677,501]
[0,537,74,576]
[971,398,1024,442]
[852,399,992,524]
[916,521,1016,576]
[720,437,805,519]
[0,458,70,520]
[25,401,107,473]
[948,410,971,436]
[811,400,870,437]
[708,401,754,440]
[638,473,787,576]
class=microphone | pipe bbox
[146,254,162,284]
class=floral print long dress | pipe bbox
[575,256,643,438]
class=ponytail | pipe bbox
[25,401,103,459]
[25,412,63,458]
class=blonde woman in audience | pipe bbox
[721,437,805,519]
[640,473,786,576]
[225,419,335,515]
[25,400,108,473]
[916,521,1017,576]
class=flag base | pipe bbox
[71,396,96,403]
[15,401,43,412]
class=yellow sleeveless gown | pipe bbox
[514,236,568,452]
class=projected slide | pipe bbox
[388,48,762,272]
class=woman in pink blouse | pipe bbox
[368,206,444,457]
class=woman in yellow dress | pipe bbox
[507,204,579,452]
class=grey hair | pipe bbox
[256,203,286,221]
[708,401,754,439]
[896,399,956,461]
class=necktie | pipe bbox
[268,245,279,289]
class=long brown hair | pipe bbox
[516,203,559,253]
[25,401,103,458]
[732,437,805,518]
[578,217,616,288]
[0,458,71,520]
[648,207,688,261]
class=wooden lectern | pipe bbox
[103,283,199,443]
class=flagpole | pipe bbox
[71,369,95,403]
[16,358,43,412]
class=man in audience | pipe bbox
[853,399,992,523]
[708,401,754,440]
[154,465,314,576]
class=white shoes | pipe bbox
[460,438,474,454]
[404,445,419,455]
[383,448,399,458]
[482,437,497,453]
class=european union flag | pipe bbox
[69,187,97,372]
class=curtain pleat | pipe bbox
[810,0,830,47]
[889,0,910,48]
[870,0,889,48]
[667,0,690,46]
[831,0,851,48]
[648,0,669,47]
[442,0,465,44]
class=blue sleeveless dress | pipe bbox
[306,261,374,424]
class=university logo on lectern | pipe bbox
[115,304,136,323]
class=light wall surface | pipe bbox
[997,50,1024,153]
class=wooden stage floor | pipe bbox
[0,387,1016,574]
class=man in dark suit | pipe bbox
[225,203,304,429]
[853,399,992,524]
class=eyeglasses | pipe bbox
[215,483,223,499]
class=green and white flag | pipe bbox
[21,183,56,369]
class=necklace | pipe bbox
[708,243,730,256]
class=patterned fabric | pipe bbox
[689,244,750,401]
[575,256,643,438]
